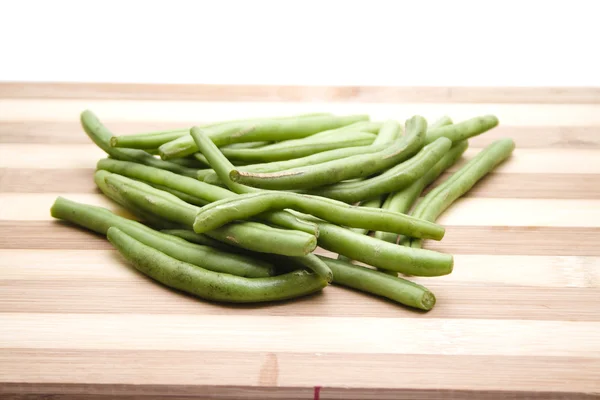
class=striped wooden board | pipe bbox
[0,83,599,400]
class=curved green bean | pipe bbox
[287,211,453,277]
[192,191,445,240]
[96,158,319,236]
[429,116,453,129]
[292,254,333,283]
[159,114,370,159]
[374,140,468,244]
[408,138,515,248]
[101,172,317,256]
[107,227,328,303]
[50,197,275,278]
[425,115,498,145]
[80,110,199,178]
[321,257,436,310]
[308,137,452,203]
[220,131,376,163]
[228,116,426,190]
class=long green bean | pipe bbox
[408,138,515,248]
[107,227,328,303]
[228,116,427,190]
[158,114,370,159]
[110,129,189,149]
[425,115,498,144]
[101,172,317,256]
[50,197,275,278]
[192,191,445,240]
[321,257,436,310]
[80,110,200,178]
[220,131,376,163]
[308,137,452,203]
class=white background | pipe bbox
[1,0,599,86]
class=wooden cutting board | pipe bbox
[0,83,599,399]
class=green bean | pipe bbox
[110,129,189,149]
[292,254,333,283]
[80,110,200,178]
[229,116,426,190]
[102,172,317,256]
[107,227,328,303]
[50,197,275,278]
[167,156,208,169]
[193,191,445,240]
[408,138,515,248]
[220,131,376,163]
[320,257,436,310]
[374,140,468,244]
[425,115,498,145]
[308,137,452,203]
[223,141,271,149]
[308,121,382,139]
[160,228,241,252]
[158,114,370,159]
[371,120,403,145]
[287,211,453,277]
[96,158,319,236]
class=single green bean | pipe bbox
[308,121,382,139]
[107,227,328,303]
[102,172,317,256]
[321,257,436,310]
[374,140,468,244]
[80,110,200,178]
[192,191,445,240]
[222,141,271,149]
[160,228,241,252]
[110,129,189,149]
[228,116,426,190]
[50,197,275,278]
[308,137,452,203]
[159,114,370,159]
[97,158,319,236]
[425,115,498,145]
[408,138,515,248]
[371,120,403,145]
[286,211,453,277]
[429,116,453,129]
[220,131,376,163]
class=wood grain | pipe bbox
[1,83,599,400]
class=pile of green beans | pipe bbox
[49,109,513,312]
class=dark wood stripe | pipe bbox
[2,82,600,104]
[2,169,599,199]
[2,121,600,148]
[0,279,596,321]
[1,351,597,398]
[2,222,600,256]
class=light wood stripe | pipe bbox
[4,251,597,289]
[2,314,598,357]
[3,169,600,200]
[3,99,600,125]
[3,82,600,104]
[3,193,598,228]
[3,121,600,149]
[2,351,598,396]
[2,145,598,175]
[3,222,600,256]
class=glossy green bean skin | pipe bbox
[221,131,376,163]
[107,227,328,303]
[229,116,426,190]
[102,172,317,256]
[425,115,498,145]
[374,140,468,244]
[80,110,199,178]
[308,137,452,203]
[110,129,189,149]
[282,211,452,276]
[50,197,275,278]
[96,158,319,236]
[409,138,515,248]
[193,191,445,240]
[321,257,436,310]
[159,114,370,159]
